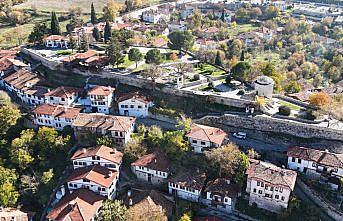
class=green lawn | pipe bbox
[278,100,303,111]
[118,55,135,69]
[195,63,226,77]
[226,24,259,36]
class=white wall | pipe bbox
[168,182,201,202]
[118,99,152,118]
[72,156,121,171]
[188,138,218,153]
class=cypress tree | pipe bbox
[50,11,60,35]
[240,50,245,61]
[92,27,100,42]
[91,3,97,24]
[215,51,223,67]
[104,21,111,43]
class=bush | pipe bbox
[278,105,291,116]
[149,107,180,118]
[56,50,72,56]
[193,74,200,81]
[303,110,316,120]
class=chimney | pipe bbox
[82,148,87,153]
[129,198,133,206]
[154,158,157,164]
[108,171,113,177]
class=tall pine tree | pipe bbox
[104,21,111,43]
[91,3,97,24]
[215,51,223,67]
[50,11,60,35]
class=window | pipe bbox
[224,198,228,203]
[130,105,134,108]
[201,141,206,145]
[275,195,279,199]
[261,182,264,187]
[312,162,316,167]
[61,98,65,101]
[257,181,260,186]
[298,159,302,163]
[73,161,77,165]
[253,188,256,193]
[279,188,283,193]
[265,194,272,198]
[292,157,295,162]
[69,183,73,187]
[121,105,125,108]
[192,140,197,144]
[138,105,142,108]
[270,187,274,191]
[265,185,268,190]
[281,196,285,201]
[98,187,101,191]
[258,190,262,194]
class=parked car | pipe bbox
[233,132,247,139]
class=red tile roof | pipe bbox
[287,146,343,168]
[44,86,81,98]
[204,178,238,199]
[67,165,118,188]
[247,161,297,191]
[186,123,228,146]
[71,145,123,165]
[72,113,135,132]
[117,91,152,104]
[3,69,45,91]
[33,103,81,119]
[44,35,68,41]
[169,169,207,191]
[88,86,115,96]
[63,50,97,62]
[131,150,170,172]
[46,189,104,221]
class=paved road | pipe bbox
[198,208,253,221]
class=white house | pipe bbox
[44,86,81,106]
[46,189,104,221]
[66,165,119,199]
[43,35,69,49]
[168,169,207,202]
[142,9,169,24]
[204,178,238,212]
[2,69,48,106]
[117,91,153,118]
[186,123,228,153]
[88,86,115,114]
[71,145,123,171]
[246,160,297,213]
[131,150,170,185]
[287,146,343,190]
[32,103,82,130]
[72,113,136,146]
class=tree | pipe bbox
[104,21,112,43]
[28,23,48,45]
[68,35,76,52]
[128,48,143,68]
[91,2,97,24]
[246,148,260,160]
[313,74,323,88]
[279,105,291,116]
[161,131,188,160]
[309,92,330,107]
[124,136,147,161]
[168,30,194,53]
[141,64,162,82]
[215,50,223,67]
[264,6,280,19]
[205,143,248,181]
[50,11,60,35]
[226,39,243,59]
[0,91,11,105]
[9,129,35,170]
[106,37,125,68]
[285,81,301,93]
[93,27,100,42]
[146,126,163,148]
[191,9,202,29]
[145,49,163,65]
[103,0,123,22]
[97,136,113,147]
[234,152,249,186]
[179,213,191,221]
[0,166,19,207]
[96,200,127,221]
[0,103,20,136]
[79,32,89,52]
[231,62,251,82]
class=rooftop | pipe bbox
[287,146,343,169]
[117,91,152,104]
[71,145,123,165]
[46,189,104,221]
[204,178,238,199]
[88,85,115,96]
[66,165,118,188]
[247,160,297,190]
[131,150,170,172]
[169,169,207,191]
[33,103,81,119]
[44,86,81,98]
[186,123,228,145]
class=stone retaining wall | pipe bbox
[297,179,343,221]
[21,47,60,69]
[197,113,343,141]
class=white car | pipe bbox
[233,132,247,139]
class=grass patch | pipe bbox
[118,55,135,69]
[278,100,303,111]
[226,24,259,36]
[195,63,225,77]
